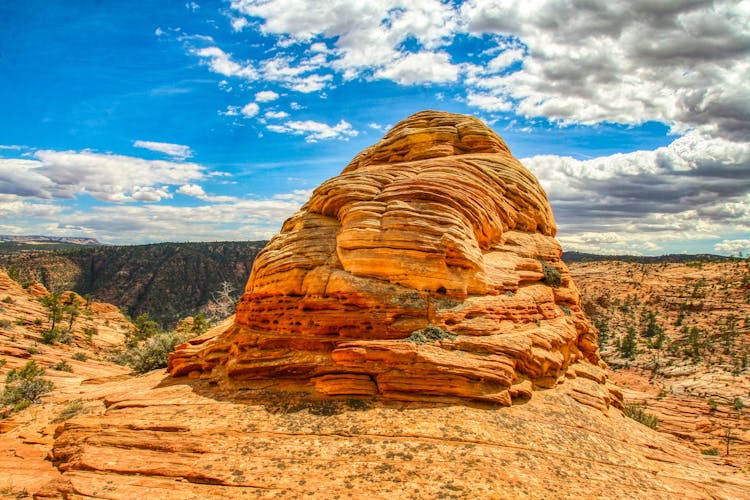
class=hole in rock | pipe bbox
[436,286,447,295]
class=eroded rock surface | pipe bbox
[38,371,750,499]
[169,111,611,408]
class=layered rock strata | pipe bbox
[169,110,613,408]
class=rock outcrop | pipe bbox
[169,110,613,408]
[37,371,750,499]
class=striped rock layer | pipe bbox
[169,110,617,409]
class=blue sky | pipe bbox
[1,0,748,255]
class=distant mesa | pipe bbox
[0,235,101,246]
[170,110,618,409]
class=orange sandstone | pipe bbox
[169,111,614,409]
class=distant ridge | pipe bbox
[563,251,737,263]
[0,235,102,245]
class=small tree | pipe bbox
[620,324,638,359]
[1,360,54,410]
[39,292,63,334]
[63,292,80,332]
[129,313,160,345]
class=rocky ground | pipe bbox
[570,259,750,470]
[0,270,133,497]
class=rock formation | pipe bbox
[169,110,615,409]
[13,112,747,499]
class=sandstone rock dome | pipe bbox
[170,110,614,409]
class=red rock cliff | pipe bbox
[169,110,613,408]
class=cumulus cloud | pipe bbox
[521,130,750,253]
[714,239,750,255]
[461,0,750,138]
[177,183,207,198]
[374,51,459,84]
[241,102,260,117]
[255,90,279,102]
[203,0,750,141]
[133,140,192,160]
[266,119,358,142]
[265,110,289,119]
[50,192,308,244]
[0,149,207,203]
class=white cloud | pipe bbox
[53,192,308,244]
[230,16,249,32]
[219,105,240,116]
[133,140,193,160]
[267,119,358,142]
[460,0,750,138]
[374,51,459,84]
[714,239,750,255]
[241,102,260,117]
[186,2,199,11]
[0,149,207,203]
[177,183,207,198]
[466,91,512,112]
[519,130,750,253]
[255,90,279,102]
[193,46,257,80]
[265,110,289,119]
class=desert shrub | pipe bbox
[2,296,13,304]
[540,261,562,288]
[72,351,88,362]
[128,313,160,346]
[404,325,456,344]
[26,346,40,355]
[33,318,43,326]
[734,397,745,412]
[701,447,719,456]
[559,305,572,316]
[112,330,192,374]
[623,403,658,429]
[708,399,718,411]
[1,360,53,409]
[82,326,97,341]
[0,319,10,329]
[0,358,6,367]
[53,360,73,372]
[40,327,60,344]
[53,399,84,422]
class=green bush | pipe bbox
[623,403,658,429]
[53,360,73,372]
[40,327,59,344]
[72,351,88,362]
[701,447,719,456]
[540,261,562,288]
[82,326,97,341]
[1,360,54,409]
[404,325,456,344]
[112,330,192,374]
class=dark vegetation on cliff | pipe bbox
[0,241,265,327]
